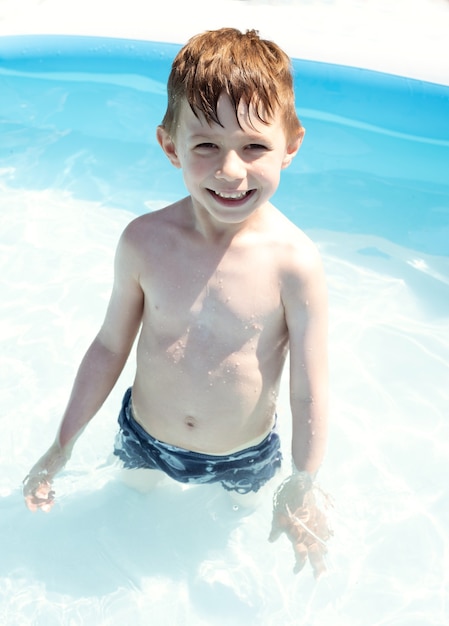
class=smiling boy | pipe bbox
[23,28,330,576]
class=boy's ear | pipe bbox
[156,126,181,168]
[281,127,305,169]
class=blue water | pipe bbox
[1,35,449,626]
[1,36,448,253]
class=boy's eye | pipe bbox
[194,142,217,150]
[246,143,269,151]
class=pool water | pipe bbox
[1,36,449,626]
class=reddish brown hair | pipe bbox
[161,28,302,141]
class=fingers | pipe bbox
[25,495,55,513]
[269,508,290,542]
[271,478,332,577]
[23,477,55,513]
[270,504,330,576]
[292,542,308,574]
[310,556,327,579]
[25,487,55,512]
[268,524,283,543]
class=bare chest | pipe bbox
[141,249,285,348]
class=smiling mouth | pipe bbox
[210,189,253,201]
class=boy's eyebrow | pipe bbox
[188,132,216,142]
[188,132,273,147]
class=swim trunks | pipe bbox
[113,388,282,494]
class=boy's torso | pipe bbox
[129,199,306,454]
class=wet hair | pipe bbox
[160,28,303,141]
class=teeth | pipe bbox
[214,190,248,199]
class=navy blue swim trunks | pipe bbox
[113,388,282,494]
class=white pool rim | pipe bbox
[0,0,448,86]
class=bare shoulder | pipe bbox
[267,207,324,279]
[118,199,188,254]
[121,203,176,240]
[261,208,327,316]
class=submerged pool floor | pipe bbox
[1,36,449,626]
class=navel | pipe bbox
[185,415,197,429]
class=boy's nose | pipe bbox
[215,151,246,181]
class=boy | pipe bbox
[23,28,330,576]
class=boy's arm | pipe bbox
[287,248,328,476]
[23,225,144,512]
[269,240,330,576]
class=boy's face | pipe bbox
[157,94,302,228]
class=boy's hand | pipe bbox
[22,442,69,512]
[269,472,332,578]
[23,472,56,512]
